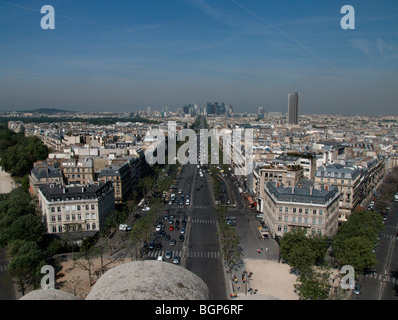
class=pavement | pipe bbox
[217,174,299,300]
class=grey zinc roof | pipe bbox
[31,166,62,179]
[266,181,338,205]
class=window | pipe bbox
[283,226,288,233]
[304,217,308,224]
[318,219,322,225]
[92,223,96,230]
[299,208,302,213]
[312,218,316,225]
[279,207,282,212]
[278,225,282,232]
[78,214,81,220]
[278,215,282,221]
[57,207,61,212]
[72,214,76,221]
[58,215,62,221]
[317,229,322,235]
[86,205,89,210]
[52,226,57,233]
[77,205,81,210]
[91,213,96,219]
[298,217,302,224]
[284,216,288,222]
[305,209,308,214]
[58,225,62,233]
[86,213,90,219]
[292,216,296,223]
[51,215,56,222]
[293,208,296,213]
[319,210,323,216]
[91,204,95,210]
[51,207,55,212]
[285,207,288,213]
[66,214,70,221]
[313,209,317,214]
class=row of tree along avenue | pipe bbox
[279,208,384,300]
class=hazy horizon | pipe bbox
[1,1,397,116]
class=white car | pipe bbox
[155,224,162,232]
[142,206,150,211]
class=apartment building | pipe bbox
[37,181,115,235]
[29,161,64,196]
[262,181,340,238]
[61,158,95,185]
[314,163,362,222]
[98,163,131,204]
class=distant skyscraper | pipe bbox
[288,92,299,124]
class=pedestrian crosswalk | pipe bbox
[145,250,221,259]
[0,264,8,272]
[379,233,397,239]
[364,272,396,283]
[168,205,212,210]
[193,205,212,209]
[191,218,217,224]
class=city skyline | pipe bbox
[1,1,398,116]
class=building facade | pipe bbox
[262,182,340,238]
[314,163,362,222]
[37,181,115,235]
[288,92,299,124]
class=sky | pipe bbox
[0,0,397,116]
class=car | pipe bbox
[178,235,185,242]
[179,199,184,205]
[165,234,170,241]
[182,219,187,225]
[186,194,190,199]
[157,255,164,261]
[169,225,174,231]
[155,243,162,250]
[142,206,150,211]
[168,218,174,224]
[174,225,179,231]
[148,243,155,250]
[226,216,236,220]
[170,239,176,246]
[173,256,180,264]
[178,189,182,194]
[155,224,162,232]
[186,199,190,205]
[353,283,361,295]
[227,220,236,226]
[159,230,166,237]
[165,251,172,259]
[168,200,173,205]
[180,227,185,234]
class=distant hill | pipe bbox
[23,108,74,114]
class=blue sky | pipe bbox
[0,0,397,115]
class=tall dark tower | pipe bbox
[288,91,299,124]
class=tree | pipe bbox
[7,241,46,296]
[294,267,332,300]
[333,236,376,274]
[280,228,316,274]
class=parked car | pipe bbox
[169,225,174,231]
[178,235,185,242]
[142,206,150,211]
[156,224,162,232]
[170,239,176,246]
[165,251,172,259]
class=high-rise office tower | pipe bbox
[288,91,299,124]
